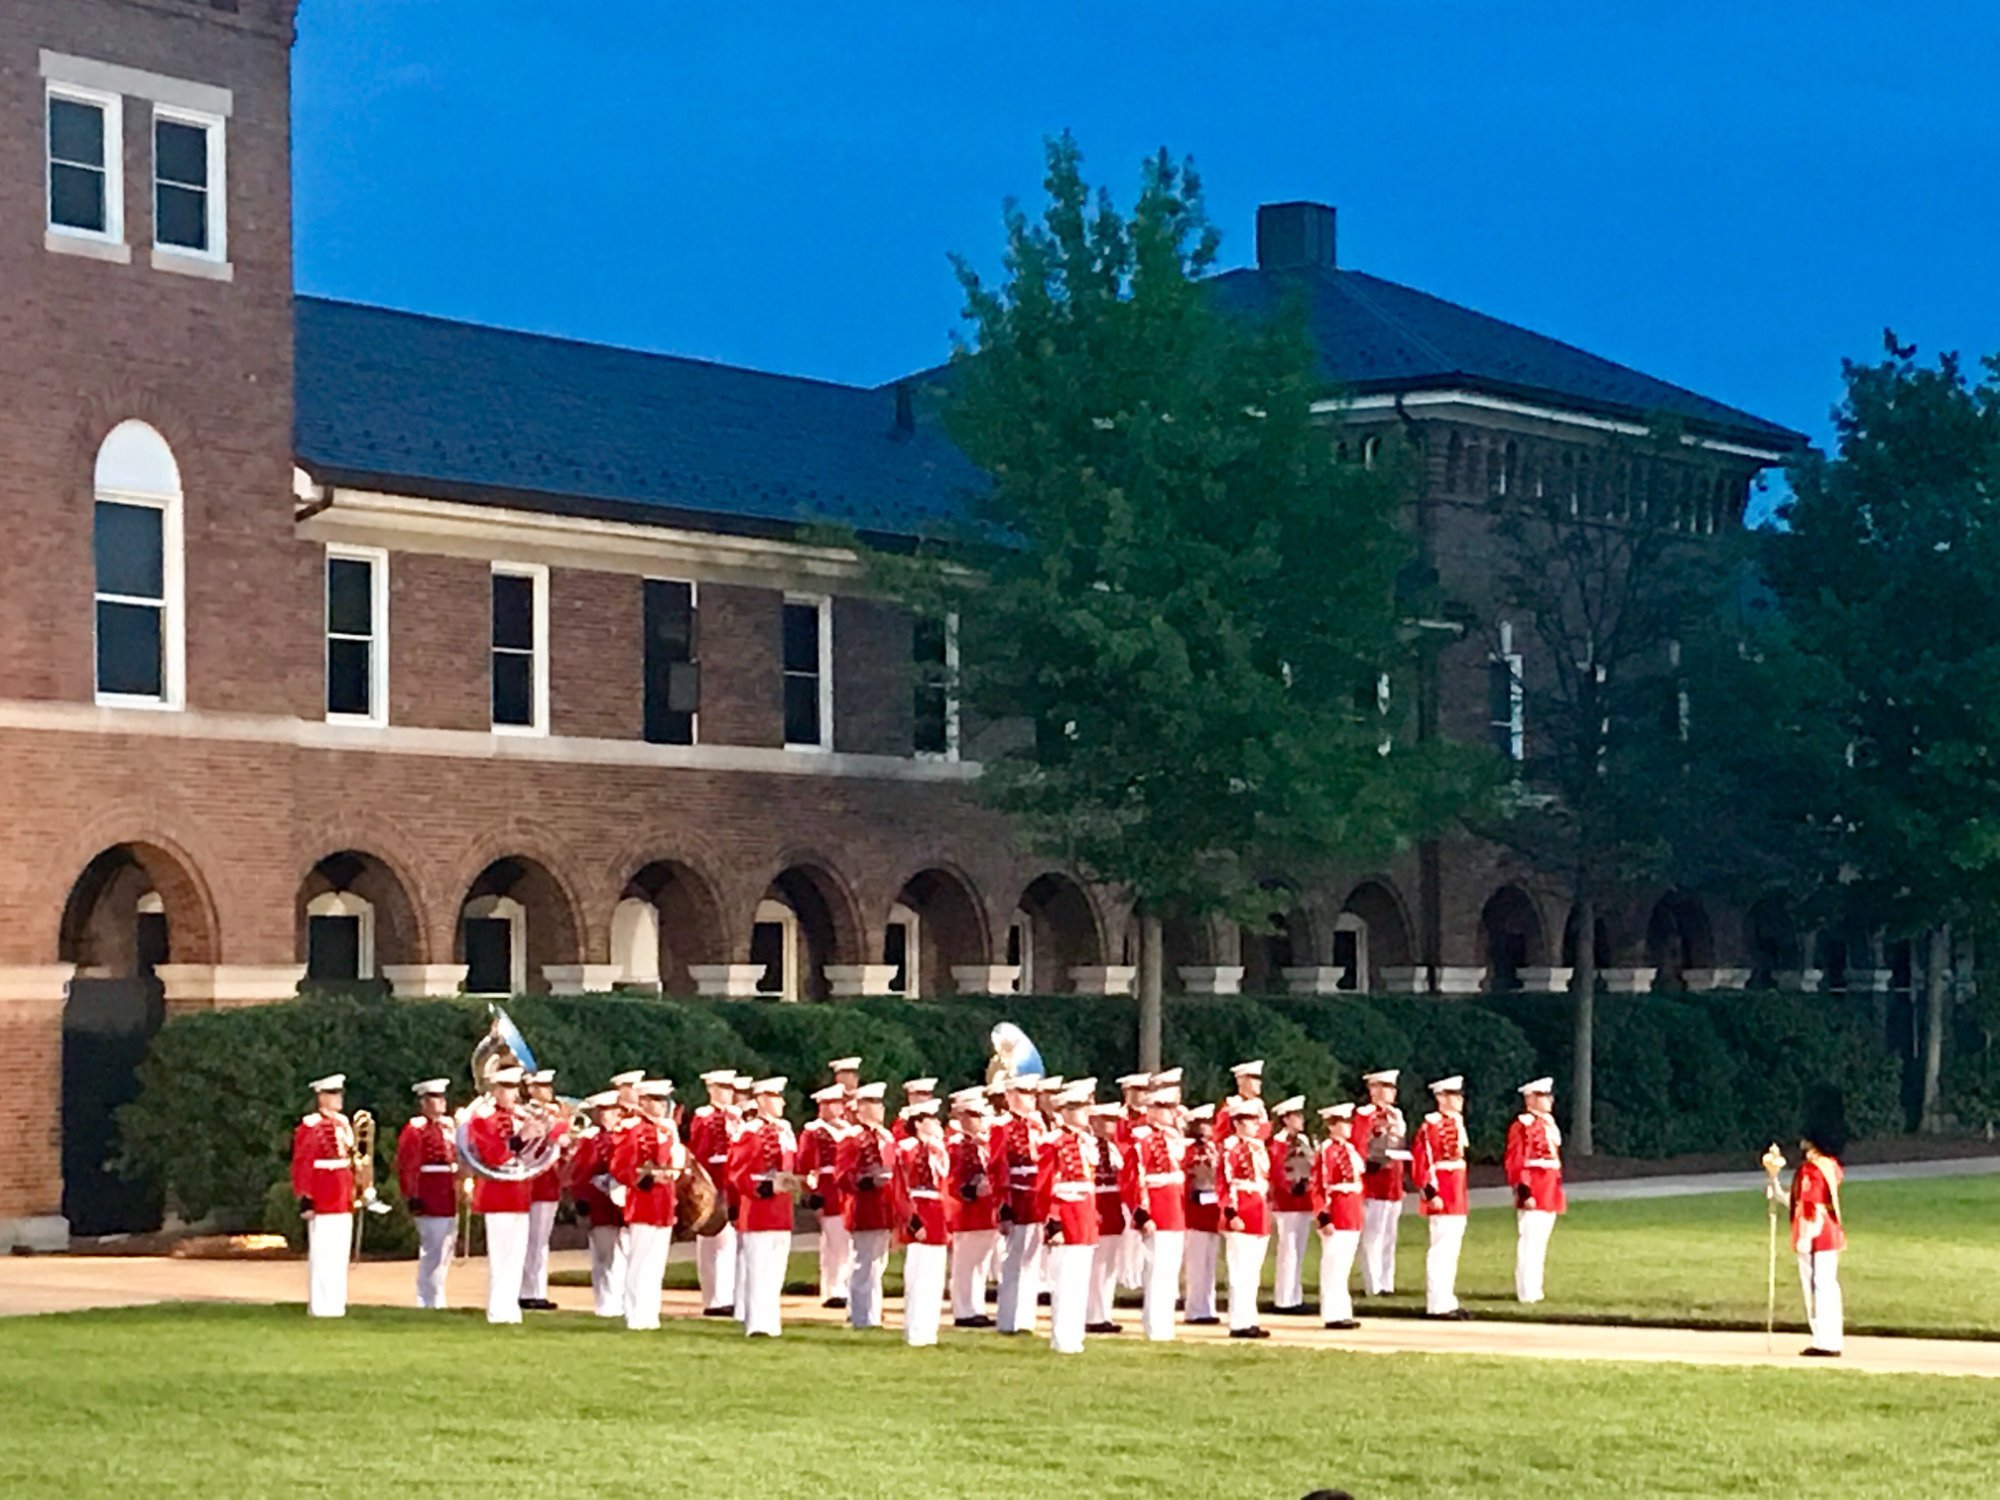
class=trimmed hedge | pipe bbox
[115,986,1909,1226]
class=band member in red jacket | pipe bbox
[1085,1104,1131,1334]
[520,1069,564,1312]
[569,1092,627,1318]
[947,1089,999,1327]
[1791,1116,1847,1357]
[1411,1074,1472,1319]
[396,1077,458,1310]
[837,1082,898,1329]
[1505,1077,1565,1303]
[1219,1061,1269,1142]
[466,1064,564,1325]
[1352,1068,1409,1296]
[686,1069,741,1317]
[1124,1090,1187,1341]
[893,1078,938,1141]
[613,1079,685,1330]
[728,1077,797,1337]
[799,1083,856,1308]
[1218,1097,1273,1338]
[1310,1103,1365,1328]
[991,1074,1049,1334]
[1036,1084,1101,1355]
[1268,1096,1316,1314]
[895,1099,951,1346]
[1180,1104,1222,1325]
[291,1073,356,1319]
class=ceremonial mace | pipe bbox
[1760,1142,1787,1351]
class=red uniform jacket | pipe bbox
[1218,1134,1271,1236]
[465,1101,563,1214]
[1218,1097,1274,1143]
[1352,1102,1408,1202]
[1182,1136,1222,1234]
[1410,1111,1470,1216]
[568,1129,621,1226]
[1504,1112,1566,1213]
[990,1111,1046,1223]
[687,1105,740,1207]
[797,1117,853,1220]
[728,1116,796,1233]
[947,1130,999,1233]
[1268,1128,1317,1214]
[1123,1123,1187,1232]
[291,1112,356,1215]
[1790,1154,1846,1253]
[395,1114,457,1218]
[1092,1136,1130,1237]
[528,1106,565,1203]
[1309,1137,1365,1232]
[836,1122,899,1233]
[1034,1126,1100,1246]
[895,1135,952,1246]
[613,1115,684,1228]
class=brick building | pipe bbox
[1,0,1814,1248]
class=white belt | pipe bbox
[1525,1158,1561,1169]
[1050,1184,1091,1201]
[704,1154,728,1165]
[1008,1166,1037,1180]
[1141,1172,1184,1187]
[419,1164,454,1173]
[312,1158,350,1170]
[908,1188,942,1200]
[1324,1182,1360,1194]
[1433,1160,1466,1171]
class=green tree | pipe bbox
[887,136,1473,1065]
[1767,335,2000,1129]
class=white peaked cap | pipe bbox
[1320,1102,1356,1121]
[586,1091,620,1109]
[1056,1083,1094,1106]
[1116,1073,1152,1089]
[950,1089,986,1109]
[1005,1073,1041,1090]
[905,1078,938,1094]
[811,1084,846,1103]
[639,1079,676,1098]
[1363,1069,1400,1085]
[1147,1088,1181,1106]
[1519,1076,1555,1095]
[1230,1060,1265,1077]
[900,1099,941,1120]
[985,1079,1011,1095]
[1274,1095,1306,1116]
[310,1073,346,1093]
[610,1070,646,1087]
[854,1082,889,1101]
[828,1056,863,1073]
[528,1069,556,1085]
[1151,1067,1184,1086]
[410,1078,448,1096]
[1035,1075,1067,1093]
[752,1076,788,1095]
[732,1074,755,1090]
[1089,1103,1123,1118]
[1430,1075,1465,1094]
[490,1065,525,1086]
[699,1068,737,1085]
[1228,1096,1264,1117]
[1069,1077,1099,1096]
[1185,1104,1216,1122]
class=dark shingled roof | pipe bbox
[293,296,984,540]
[1205,265,1804,449]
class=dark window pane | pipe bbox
[327,637,372,716]
[308,916,362,982]
[781,601,819,672]
[95,503,164,599]
[155,183,207,251]
[154,120,207,187]
[913,615,949,754]
[750,921,786,994]
[493,651,533,726]
[50,163,106,232]
[784,674,821,746]
[137,911,170,970]
[49,99,104,168]
[644,661,698,744]
[326,557,373,637]
[1332,929,1359,991]
[645,579,694,659]
[884,923,908,994]
[97,601,163,697]
[1005,924,1024,967]
[492,574,534,649]
[464,918,513,994]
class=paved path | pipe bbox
[1464,1153,2000,1209]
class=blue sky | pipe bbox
[293,1,1999,466]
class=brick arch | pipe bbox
[603,833,735,993]
[65,386,210,514]
[48,807,226,966]
[1010,868,1110,993]
[58,836,221,971]
[886,859,994,994]
[747,847,868,969]
[295,848,429,973]
[1340,875,1416,973]
[439,823,593,964]
[292,813,441,960]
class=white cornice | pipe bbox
[1312,390,1792,464]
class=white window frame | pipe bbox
[642,575,699,747]
[92,421,184,712]
[885,901,921,998]
[914,611,961,763]
[1007,909,1035,995]
[45,81,124,253]
[611,897,662,987]
[753,897,801,1001]
[306,889,377,981]
[490,562,549,736]
[324,544,388,726]
[463,893,527,996]
[1490,621,1525,764]
[782,593,834,752]
[150,102,229,274]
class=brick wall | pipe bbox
[550,566,641,740]
[697,583,782,747]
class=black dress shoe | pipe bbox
[954,1316,994,1329]
[1801,1347,1842,1358]
[1272,1304,1306,1316]
[823,1297,847,1309]
[521,1298,555,1311]
[1324,1319,1360,1330]
[1036,1292,1052,1307]
[701,1305,735,1318]
[1186,1315,1221,1326]
[1449,1308,1473,1320]
[1085,1321,1121,1334]
[1229,1326,1271,1339]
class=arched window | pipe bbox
[307,889,376,982]
[463,893,526,995]
[884,901,920,997]
[93,420,183,706]
[611,896,661,988]
[751,897,801,1000]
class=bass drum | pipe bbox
[676,1159,729,1239]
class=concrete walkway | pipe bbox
[1464,1153,2000,1209]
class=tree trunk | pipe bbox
[1570,891,1597,1157]
[1138,910,1165,1072]
[1921,924,1950,1133]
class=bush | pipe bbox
[1162,998,1342,1111]
[1383,999,1539,1157]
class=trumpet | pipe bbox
[349,1110,390,1260]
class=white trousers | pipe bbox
[740,1229,789,1336]
[1117,1225,1148,1290]
[1515,1209,1557,1303]
[951,1228,1000,1320]
[1046,1241,1093,1354]
[697,1222,737,1311]
[903,1242,948,1346]
[1272,1211,1314,1308]
[1318,1227,1359,1323]
[306,1212,352,1318]
[819,1214,853,1301]
[483,1212,528,1324]
[1360,1198,1401,1294]
[623,1222,674,1330]
[1225,1231,1269,1331]
[849,1228,892,1328]
[1183,1229,1220,1321]
[521,1199,556,1301]
[1426,1214,1467,1314]
[414,1215,455,1309]
[589,1224,626,1317]
[1799,1249,1844,1352]
[1087,1232,1122,1325]
[997,1222,1045,1333]
[1142,1229,1185,1341]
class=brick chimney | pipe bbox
[1255,202,1336,272]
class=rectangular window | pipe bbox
[48,87,120,240]
[491,565,547,733]
[913,613,959,759]
[1488,623,1524,763]
[153,108,224,259]
[782,596,831,749]
[307,916,363,983]
[884,920,910,996]
[94,501,166,699]
[643,579,699,745]
[463,919,514,996]
[325,547,386,723]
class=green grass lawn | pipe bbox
[561,1175,2000,1338]
[1,1303,1995,1499]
